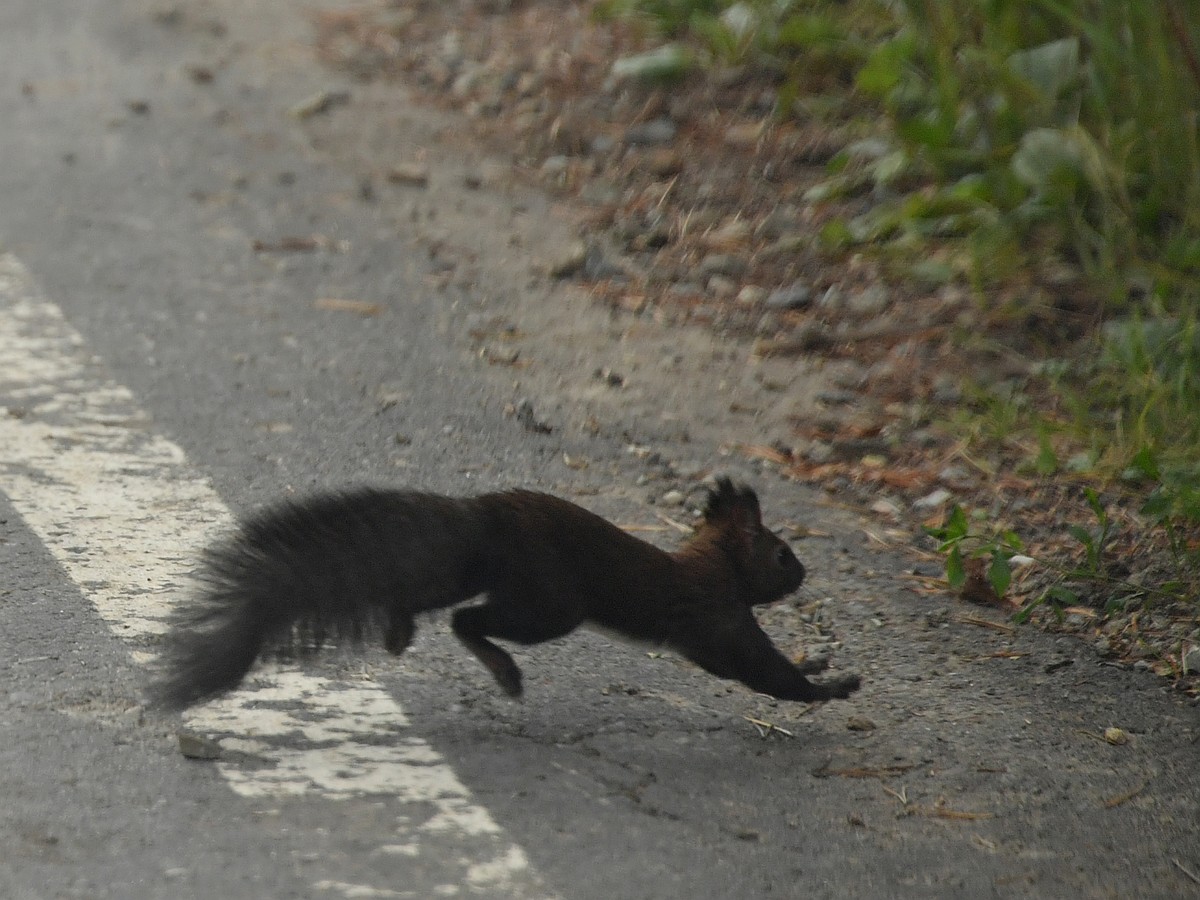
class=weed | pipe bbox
[925,504,1022,601]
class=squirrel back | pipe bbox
[150,478,860,710]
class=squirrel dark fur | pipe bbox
[150,477,861,710]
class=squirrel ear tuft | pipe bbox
[703,476,762,529]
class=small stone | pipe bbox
[1182,644,1200,674]
[625,118,677,145]
[582,245,625,280]
[707,275,738,299]
[699,253,748,278]
[547,242,588,278]
[757,209,803,240]
[848,284,890,317]
[938,465,972,486]
[177,731,222,760]
[515,71,543,97]
[541,155,569,176]
[288,89,350,119]
[646,148,684,176]
[589,134,617,156]
[871,498,901,519]
[451,67,483,99]
[386,164,430,188]
[817,284,844,310]
[724,122,763,148]
[736,285,767,306]
[700,218,752,251]
[846,716,876,732]
[660,490,686,506]
[815,388,856,405]
[1103,727,1129,746]
[765,282,813,310]
[761,232,809,257]
[913,488,953,510]
[804,441,834,464]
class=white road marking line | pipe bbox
[0,252,553,897]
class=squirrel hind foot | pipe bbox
[822,673,862,700]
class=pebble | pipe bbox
[386,163,430,188]
[589,134,617,156]
[736,285,767,306]
[177,731,222,760]
[913,488,953,510]
[724,122,763,149]
[1183,645,1200,675]
[583,245,625,280]
[847,283,890,317]
[699,253,748,278]
[541,155,570,176]
[817,284,844,310]
[707,275,738,298]
[625,118,677,146]
[547,241,588,278]
[700,218,752,251]
[871,498,902,519]
[646,148,684,176]
[765,282,813,310]
[804,441,834,464]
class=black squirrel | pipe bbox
[150,477,861,710]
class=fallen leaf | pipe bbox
[1103,726,1129,745]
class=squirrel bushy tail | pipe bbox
[152,490,487,709]
[150,479,861,710]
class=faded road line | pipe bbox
[0,252,552,898]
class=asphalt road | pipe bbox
[1,2,1198,899]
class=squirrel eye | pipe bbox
[775,546,791,566]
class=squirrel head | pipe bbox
[700,477,806,605]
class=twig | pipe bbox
[911,804,994,821]
[652,175,679,212]
[882,784,908,806]
[1173,858,1200,886]
[654,511,692,534]
[1103,780,1148,809]
[743,716,794,739]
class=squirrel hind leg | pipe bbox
[384,611,415,656]
[449,599,583,698]
[451,606,524,698]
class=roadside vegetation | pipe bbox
[595,0,1200,637]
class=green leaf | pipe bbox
[1035,428,1059,475]
[1012,595,1043,624]
[1006,37,1081,127]
[945,545,966,589]
[1067,524,1095,550]
[1129,446,1161,481]
[1011,128,1085,195]
[988,555,1012,598]
[856,34,914,98]
[946,504,969,540]
[1000,530,1024,553]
